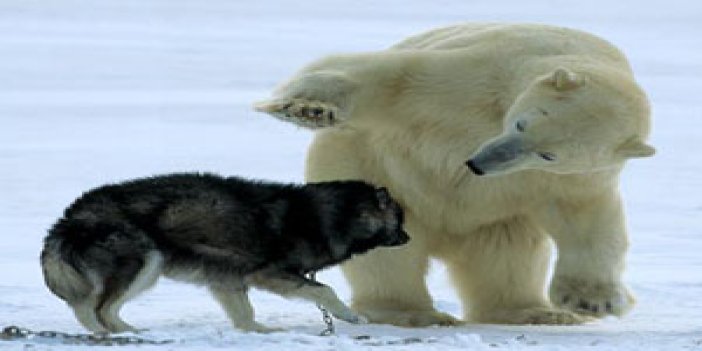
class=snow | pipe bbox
[1,0,701,350]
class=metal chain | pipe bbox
[307,271,335,336]
[0,325,173,346]
[304,272,436,345]
[353,335,439,346]
[1,273,440,346]
[1,324,437,346]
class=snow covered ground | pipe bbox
[1,0,701,349]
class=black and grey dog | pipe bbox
[40,173,409,333]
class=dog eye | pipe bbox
[538,152,557,161]
[515,120,526,132]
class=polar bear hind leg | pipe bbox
[254,98,340,129]
[254,70,357,129]
[342,230,462,327]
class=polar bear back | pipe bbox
[391,23,631,71]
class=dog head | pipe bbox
[309,181,410,263]
[363,187,410,247]
[336,184,410,259]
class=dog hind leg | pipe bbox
[96,251,163,333]
[70,295,107,333]
[42,244,107,333]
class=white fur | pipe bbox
[258,23,652,326]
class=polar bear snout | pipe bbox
[467,137,529,176]
[465,159,485,176]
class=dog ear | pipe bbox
[376,187,391,210]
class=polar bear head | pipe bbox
[466,67,654,177]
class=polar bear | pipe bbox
[255,23,654,326]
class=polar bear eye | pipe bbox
[515,120,527,132]
[538,152,557,161]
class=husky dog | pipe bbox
[40,173,409,333]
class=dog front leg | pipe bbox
[209,285,282,333]
[246,271,365,324]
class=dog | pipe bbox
[40,173,409,333]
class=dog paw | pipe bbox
[342,313,369,325]
[102,321,141,334]
[254,98,341,129]
[550,275,635,317]
[330,307,368,324]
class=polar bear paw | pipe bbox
[475,306,590,325]
[360,309,463,327]
[238,322,285,334]
[254,98,341,129]
[549,275,635,317]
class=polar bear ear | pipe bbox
[617,138,656,158]
[549,68,583,91]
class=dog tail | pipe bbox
[41,223,107,332]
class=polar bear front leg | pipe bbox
[445,218,587,325]
[254,71,358,129]
[305,130,461,327]
[545,193,635,317]
[342,236,462,327]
